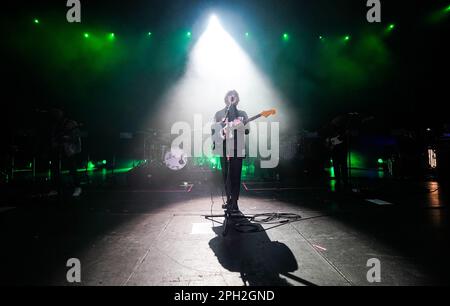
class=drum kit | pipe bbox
[139,128,188,172]
[125,129,190,187]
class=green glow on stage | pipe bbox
[147,32,152,37]
[83,32,90,38]
[344,35,351,42]
[330,166,335,179]
[378,158,384,164]
[33,18,40,24]
[348,152,366,169]
[108,33,115,40]
[191,156,255,178]
[186,31,192,38]
[87,161,95,171]
[245,32,249,38]
[209,157,218,168]
[282,33,290,41]
[318,32,390,94]
[329,179,336,192]
[241,160,255,178]
[428,4,450,23]
[193,156,220,170]
[102,160,107,165]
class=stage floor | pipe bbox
[0,179,449,286]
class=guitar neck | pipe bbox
[244,114,262,125]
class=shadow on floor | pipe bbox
[208,212,317,286]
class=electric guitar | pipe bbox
[211,109,276,146]
[325,135,344,149]
[324,115,375,149]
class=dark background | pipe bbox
[2,0,449,141]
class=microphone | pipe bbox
[227,94,238,105]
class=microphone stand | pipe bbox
[222,103,233,208]
[222,103,233,125]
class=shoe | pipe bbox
[72,187,82,197]
[222,199,231,209]
[48,190,58,197]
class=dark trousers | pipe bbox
[331,145,349,188]
[50,150,80,191]
[220,157,243,207]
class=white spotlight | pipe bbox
[157,15,285,133]
[191,15,250,82]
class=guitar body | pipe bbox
[211,108,276,153]
[329,135,343,146]
[325,134,345,150]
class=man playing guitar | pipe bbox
[212,91,276,211]
[213,90,249,212]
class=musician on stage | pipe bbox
[325,115,351,191]
[48,108,82,197]
[329,130,349,191]
[213,90,250,211]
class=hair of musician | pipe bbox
[224,90,240,106]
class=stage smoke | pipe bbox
[155,15,289,139]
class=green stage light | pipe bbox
[33,18,39,24]
[245,32,249,38]
[186,31,192,38]
[378,158,384,164]
[108,32,115,40]
[102,160,107,165]
[427,4,450,23]
[282,33,290,41]
[147,32,152,37]
[385,23,396,33]
[344,35,351,42]
[83,32,90,38]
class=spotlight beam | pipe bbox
[155,14,288,138]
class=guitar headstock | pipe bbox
[260,108,276,118]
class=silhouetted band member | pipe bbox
[49,108,82,197]
[324,114,355,190]
[214,90,250,211]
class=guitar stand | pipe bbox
[203,210,254,237]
